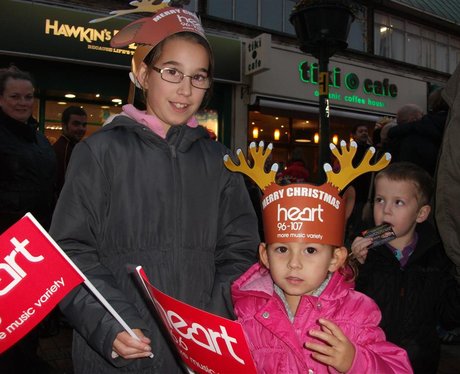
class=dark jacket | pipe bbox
[0,108,56,233]
[355,221,460,374]
[387,112,447,176]
[50,115,259,373]
[53,134,78,195]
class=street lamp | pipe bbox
[290,0,355,182]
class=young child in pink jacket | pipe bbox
[225,141,413,373]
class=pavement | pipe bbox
[37,325,460,374]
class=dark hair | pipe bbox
[351,123,368,135]
[428,88,449,113]
[142,32,214,108]
[0,65,35,95]
[375,162,434,206]
[341,258,358,283]
[62,105,87,125]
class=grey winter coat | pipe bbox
[437,62,460,282]
[50,115,259,373]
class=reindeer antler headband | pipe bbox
[224,141,390,246]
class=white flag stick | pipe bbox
[26,213,153,358]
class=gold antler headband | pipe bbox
[325,140,391,191]
[225,140,390,193]
[223,141,278,191]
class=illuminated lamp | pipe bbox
[314,132,320,144]
[332,134,339,144]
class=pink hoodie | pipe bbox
[232,264,413,373]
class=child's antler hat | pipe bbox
[91,1,208,86]
[224,141,390,247]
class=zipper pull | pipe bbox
[170,144,177,158]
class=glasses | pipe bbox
[152,67,211,89]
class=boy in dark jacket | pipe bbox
[351,162,460,373]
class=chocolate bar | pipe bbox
[361,223,396,248]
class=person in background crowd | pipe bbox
[372,116,394,150]
[351,123,371,146]
[435,64,460,345]
[346,124,373,238]
[277,158,310,185]
[50,6,259,374]
[395,104,424,126]
[53,105,87,195]
[387,98,447,177]
[351,162,460,373]
[379,119,397,152]
[0,65,58,373]
[0,66,56,233]
[277,147,310,185]
[437,63,460,281]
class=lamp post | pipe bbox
[290,0,354,182]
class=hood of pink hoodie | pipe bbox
[122,104,199,139]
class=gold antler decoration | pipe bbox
[325,140,391,192]
[223,141,278,191]
[90,0,170,24]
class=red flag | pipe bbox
[0,213,84,354]
[136,266,257,374]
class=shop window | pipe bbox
[374,11,460,73]
[207,0,363,47]
[196,109,219,139]
[435,43,448,72]
[208,0,232,19]
[347,5,366,52]
[374,15,404,60]
[449,38,460,74]
[261,0,283,31]
[248,109,374,182]
[236,0,257,25]
[208,0,298,34]
[405,33,422,66]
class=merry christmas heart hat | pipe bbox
[91,1,208,88]
[224,141,391,247]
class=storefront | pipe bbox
[243,36,429,179]
[0,0,242,146]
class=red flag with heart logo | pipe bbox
[0,213,84,354]
[135,266,257,374]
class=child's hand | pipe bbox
[351,236,373,264]
[112,329,152,360]
[305,318,355,373]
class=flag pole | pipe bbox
[26,213,153,358]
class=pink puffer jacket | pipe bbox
[232,264,412,374]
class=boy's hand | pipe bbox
[351,236,373,264]
[305,318,355,373]
[112,329,152,360]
